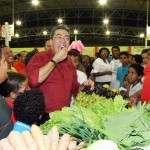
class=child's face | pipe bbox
[128,55,133,64]
[124,76,130,89]
[67,55,79,68]
[127,67,140,86]
[112,48,120,59]
[142,52,148,65]
[119,55,129,66]
[0,53,8,84]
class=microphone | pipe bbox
[61,46,69,53]
[61,46,65,49]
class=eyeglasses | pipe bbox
[54,34,70,41]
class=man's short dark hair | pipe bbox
[68,49,80,57]
[0,72,26,97]
[111,46,120,52]
[50,24,70,39]
[14,89,45,125]
[141,49,148,55]
[68,49,82,63]
[119,51,129,58]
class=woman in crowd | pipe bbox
[92,47,112,87]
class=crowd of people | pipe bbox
[0,24,150,140]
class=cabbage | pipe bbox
[86,140,119,150]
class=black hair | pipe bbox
[14,89,45,125]
[119,51,129,58]
[129,54,133,58]
[141,49,148,55]
[50,24,70,39]
[97,47,110,58]
[17,53,21,57]
[14,54,19,60]
[133,54,143,64]
[68,49,80,57]
[68,49,82,63]
[0,72,26,97]
[25,50,38,66]
[129,63,144,77]
[82,55,91,62]
[111,46,120,52]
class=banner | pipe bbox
[2,24,14,41]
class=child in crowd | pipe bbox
[0,72,27,123]
[125,64,144,107]
[117,51,130,87]
[119,74,131,98]
[141,49,149,68]
[128,54,133,64]
[13,89,45,133]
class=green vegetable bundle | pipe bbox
[40,105,100,134]
[101,104,150,149]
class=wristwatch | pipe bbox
[51,59,57,66]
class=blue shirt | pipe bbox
[117,64,130,87]
[13,121,31,133]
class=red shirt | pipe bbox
[13,61,27,74]
[5,99,16,124]
[141,61,150,103]
[27,49,80,113]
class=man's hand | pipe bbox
[52,47,68,63]
[79,79,95,91]
[128,89,142,106]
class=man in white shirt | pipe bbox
[110,46,122,90]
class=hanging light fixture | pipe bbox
[43,31,47,35]
[32,0,39,5]
[106,30,110,35]
[15,33,19,38]
[103,18,109,25]
[57,18,63,24]
[16,20,22,26]
[99,0,107,5]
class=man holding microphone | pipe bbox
[27,25,94,121]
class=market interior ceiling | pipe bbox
[0,0,150,48]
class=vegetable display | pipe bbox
[0,125,78,150]
[2,86,150,150]
[86,140,119,150]
[40,91,150,150]
[40,105,100,133]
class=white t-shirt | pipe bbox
[129,82,143,108]
[110,59,122,90]
[92,58,112,82]
[110,59,122,80]
[129,82,142,96]
[77,70,87,84]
